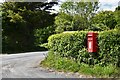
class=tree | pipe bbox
[114,6,120,29]
[115,6,120,11]
[54,0,99,33]
[2,2,57,53]
[55,13,88,33]
[91,11,117,30]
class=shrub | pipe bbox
[34,26,55,51]
[98,29,120,67]
[41,29,120,77]
[47,31,88,60]
[88,23,110,31]
[43,30,120,67]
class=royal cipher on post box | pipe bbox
[87,32,98,53]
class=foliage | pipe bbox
[55,1,99,33]
[115,6,120,11]
[41,51,80,72]
[114,10,120,29]
[41,30,120,77]
[34,25,56,50]
[41,51,120,77]
[2,2,56,53]
[92,11,117,29]
[47,31,87,59]
[60,1,99,17]
[98,29,120,67]
[55,2,120,32]
[79,64,119,77]
[88,23,110,31]
[55,13,73,33]
[55,13,88,33]
[42,30,120,67]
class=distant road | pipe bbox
[0,51,80,78]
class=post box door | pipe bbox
[87,32,98,53]
[88,41,93,52]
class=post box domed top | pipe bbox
[87,32,98,37]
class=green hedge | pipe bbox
[43,29,120,67]
[98,29,120,67]
[47,31,87,59]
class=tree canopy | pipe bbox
[2,2,57,53]
[55,1,99,33]
[2,1,120,53]
[92,11,117,30]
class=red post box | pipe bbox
[87,32,98,53]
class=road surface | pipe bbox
[0,51,84,78]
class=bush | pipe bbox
[47,31,88,60]
[41,29,120,77]
[98,29,120,67]
[88,23,110,31]
[43,30,120,67]
[34,26,55,51]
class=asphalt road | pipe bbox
[0,51,83,78]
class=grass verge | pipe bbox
[40,51,120,78]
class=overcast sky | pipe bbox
[99,0,120,11]
[0,0,119,11]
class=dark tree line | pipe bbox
[2,2,58,53]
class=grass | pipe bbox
[40,51,80,72]
[79,64,120,78]
[40,51,120,78]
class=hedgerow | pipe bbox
[98,29,120,67]
[41,29,120,77]
[47,31,87,59]
[42,29,120,66]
